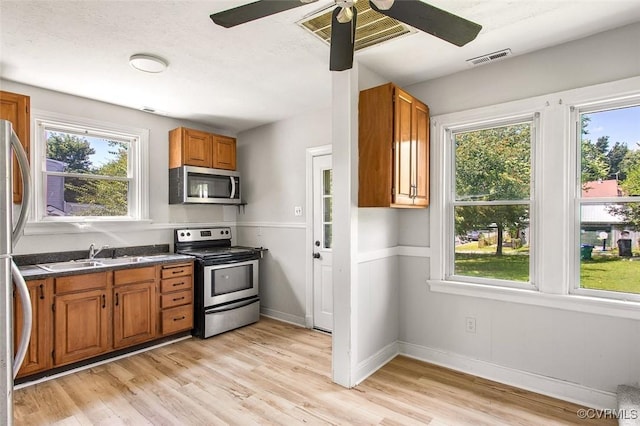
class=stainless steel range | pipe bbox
[174,227,261,338]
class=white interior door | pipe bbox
[312,154,333,332]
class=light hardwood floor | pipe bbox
[14,317,611,425]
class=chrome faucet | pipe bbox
[89,243,109,259]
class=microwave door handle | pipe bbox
[230,176,236,199]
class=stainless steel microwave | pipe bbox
[169,166,241,204]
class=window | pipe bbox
[449,118,535,288]
[429,77,640,315]
[33,113,148,222]
[576,103,640,298]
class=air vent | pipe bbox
[299,1,414,51]
[466,49,512,66]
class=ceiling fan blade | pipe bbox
[210,0,316,28]
[329,6,357,71]
[370,0,482,47]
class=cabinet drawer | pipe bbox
[55,272,107,294]
[114,266,156,286]
[161,289,192,309]
[161,305,193,335]
[160,276,192,293]
[161,263,193,279]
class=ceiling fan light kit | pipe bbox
[209,0,482,71]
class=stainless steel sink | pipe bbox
[38,260,104,272]
[98,256,148,265]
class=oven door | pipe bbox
[203,259,259,306]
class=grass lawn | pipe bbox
[454,248,640,294]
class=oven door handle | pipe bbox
[206,298,259,315]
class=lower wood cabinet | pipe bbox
[16,261,193,379]
[14,279,53,378]
[158,262,193,337]
[53,272,111,367]
[113,282,156,349]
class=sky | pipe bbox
[584,104,640,150]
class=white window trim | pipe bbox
[30,109,149,230]
[428,75,640,319]
[570,98,640,303]
[446,113,538,290]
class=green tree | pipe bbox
[455,124,531,255]
[46,133,95,172]
[46,133,96,203]
[607,141,629,180]
[66,141,129,216]
[581,139,609,184]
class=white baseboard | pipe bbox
[260,307,306,327]
[398,341,618,410]
[354,341,399,386]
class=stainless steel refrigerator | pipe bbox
[1,119,33,425]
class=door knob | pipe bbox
[313,253,321,259]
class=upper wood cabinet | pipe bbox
[0,90,30,204]
[358,83,430,208]
[212,134,237,170]
[169,127,236,170]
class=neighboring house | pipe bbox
[581,179,636,249]
[45,158,66,216]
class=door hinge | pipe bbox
[52,303,55,312]
[51,350,55,359]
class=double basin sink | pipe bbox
[37,254,177,272]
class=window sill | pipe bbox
[428,279,640,320]
[24,220,154,235]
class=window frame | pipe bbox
[31,110,149,224]
[444,113,540,291]
[428,76,640,319]
[570,99,640,303]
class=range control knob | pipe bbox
[225,230,229,234]
[220,230,224,235]
[186,232,191,237]
[180,232,185,237]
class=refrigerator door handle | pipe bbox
[11,260,31,378]
[11,131,31,247]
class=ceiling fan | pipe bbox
[210,0,482,72]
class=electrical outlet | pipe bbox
[465,317,476,334]
[294,206,303,216]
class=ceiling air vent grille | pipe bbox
[299,1,414,51]
[467,49,512,66]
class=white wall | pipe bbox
[397,22,640,408]
[2,79,234,254]
[235,107,331,325]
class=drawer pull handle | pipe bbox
[172,282,184,287]
[39,284,45,300]
[173,297,185,302]
[173,316,186,321]
[171,270,184,275]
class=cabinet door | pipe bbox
[393,89,415,206]
[14,279,52,378]
[412,100,430,207]
[183,128,212,167]
[212,135,236,170]
[0,91,30,204]
[54,289,110,366]
[113,282,156,349]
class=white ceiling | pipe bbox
[2,0,640,133]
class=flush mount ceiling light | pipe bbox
[128,54,168,73]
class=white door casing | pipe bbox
[312,153,333,332]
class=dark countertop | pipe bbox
[19,254,195,280]
[15,244,195,280]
